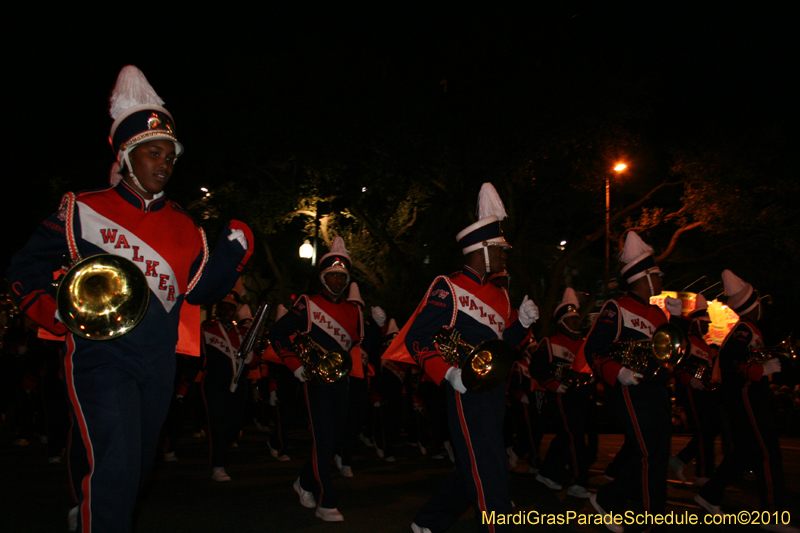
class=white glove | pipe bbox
[294,366,307,383]
[445,367,467,394]
[617,367,642,386]
[556,384,568,394]
[664,296,682,317]
[518,295,539,328]
[689,377,705,390]
[371,306,387,327]
[519,393,530,405]
[269,390,278,406]
[228,229,248,250]
[762,358,781,376]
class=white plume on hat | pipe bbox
[619,231,654,265]
[109,66,165,120]
[385,318,399,336]
[275,304,289,321]
[477,183,508,221]
[347,282,364,306]
[560,287,580,309]
[722,269,757,314]
[695,293,708,312]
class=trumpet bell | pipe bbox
[461,339,514,392]
[57,254,150,340]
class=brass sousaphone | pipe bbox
[434,327,514,392]
[57,254,150,340]
[609,322,687,379]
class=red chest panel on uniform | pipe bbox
[307,294,361,350]
[76,190,202,312]
[450,273,510,336]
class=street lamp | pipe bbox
[605,163,627,300]
[299,239,314,259]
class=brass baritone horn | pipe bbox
[57,254,150,341]
[609,322,687,380]
[292,333,352,385]
[551,360,593,392]
[433,327,514,392]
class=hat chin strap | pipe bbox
[483,246,492,274]
[320,273,350,297]
[559,317,581,336]
[121,150,148,195]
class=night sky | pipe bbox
[4,6,796,310]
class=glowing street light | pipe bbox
[605,163,628,299]
[299,240,314,259]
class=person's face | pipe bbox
[126,140,176,199]
[323,272,348,297]
[215,302,237,323]
[488,246,508,274]
[563,315,581,333]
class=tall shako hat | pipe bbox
[319,236,351,295]
[108,66,183,186]
[554,288,580,323]
[722,269,759,315]
[456,183,511,273]
[619,231,663,284]
[689,293,710,321]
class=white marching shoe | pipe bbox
[293,478,316,508]
[316,507,344,522]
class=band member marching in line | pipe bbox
[395,183,539,533]
[269,236,363,522]
[335,282,385,476]
[669,292,719,487]
[505,338,545,474]
[530,287,594,498]
[694,271,798,533]
[265,304,297,462]
[7,66,253,533]
[202,291,254,482]
[582,231,681,533]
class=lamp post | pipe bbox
[605,163,627,300]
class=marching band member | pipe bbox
[669,292,719,486]
[268,236,363,522]
[400,183,538,533]
[583,231,678,533]
[530,288,593,498]
[202,291,253,481]
[7,66,252,532]
[694,271,798,533]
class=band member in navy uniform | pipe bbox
[670,293,719,486]
[694,271,798,533]
[400,183,539,533]
[584,231,679,533]
[530,288,593,498]
[202,291,252,481]
[7,66,252,533]
[269,236,363,522]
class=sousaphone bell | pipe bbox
[434,327,514,392]
[57,254,150,340]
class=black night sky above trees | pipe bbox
[5,5,797,337]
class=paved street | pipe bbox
[2,425,798,532]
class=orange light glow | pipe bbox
[614,163,627,172]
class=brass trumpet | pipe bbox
[551,360,593,391]
[680,359,717,390]
[609,323,687,379]
[433,327,514,392]
[749,335,796,365]
[56,254,150,340]
[292,333,352,385]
